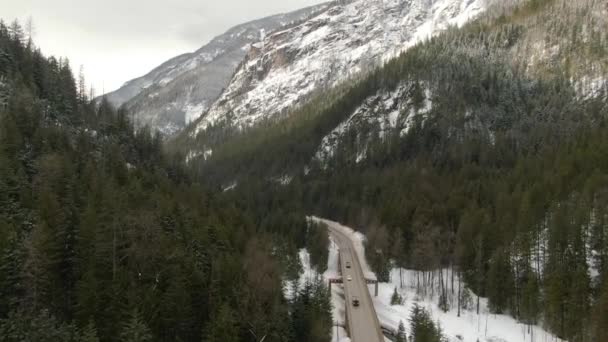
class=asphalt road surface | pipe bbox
[328,222,384,342]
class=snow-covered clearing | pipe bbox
[376,268,565,342]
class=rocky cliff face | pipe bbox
[103,4,328,135]
[192,0,485,135]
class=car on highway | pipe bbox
[347,275,352,281]
[345,261,351,268]
[352,296,360,307]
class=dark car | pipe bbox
[352,296,360,307]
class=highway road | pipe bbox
[327,221,384,342]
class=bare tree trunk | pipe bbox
[431,271,435,297]
[537,225,541,283]
[445,269,449,301]
[443,269,447,302]
[112,223,116,281]
[425,271,428,296]
[515,260,520,318]
[440,269,444,300]
[423,271,426,296]
[457,268,461,317]
[451,264,455,294]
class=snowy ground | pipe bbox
[287,218,563,342]
[308,217,566,342]
[374,268,566,342]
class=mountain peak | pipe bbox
[192,0,485,135]
[106,0,485,136]
[102,3,329,135]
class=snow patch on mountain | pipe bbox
[185,148,213,163]
[273,175,293,186]
[194,0,485,135]
[222,181,238,192]
[575,75,607,100]
[185,102,208,125]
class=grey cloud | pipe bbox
[2,0,326,91]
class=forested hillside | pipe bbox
[0,20,332,342]
[3,0,608,341]
[194,0,608,340]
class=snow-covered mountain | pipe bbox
[313,0,608,166]
[192,0,486,135]
[103,4,329,135]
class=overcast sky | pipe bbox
[3,0,326,94]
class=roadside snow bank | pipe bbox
[309,216,376,280]
[326,237,351,342]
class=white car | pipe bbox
[347,275,352,281]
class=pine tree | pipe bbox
[8,21,24,44]
[409,304,443,342]
[80,320,100,342]
[520,269,540,325]
[120,310,152,342]
[0,228,23,316]
[487,248,514,314]
[24,16,35,46]
[0,309,77,342]
[307,222,329,273]
[77,65,87,104]
[204,303,238,342]
[391,287,403,305]
[290,278,332,342]
[23,221,54,312]
[291,281,313,342]
[74,200,99,325]
[593,280,608,342]
[410,80,426,112]
[396,320,407,342]
[311,277,332,342]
